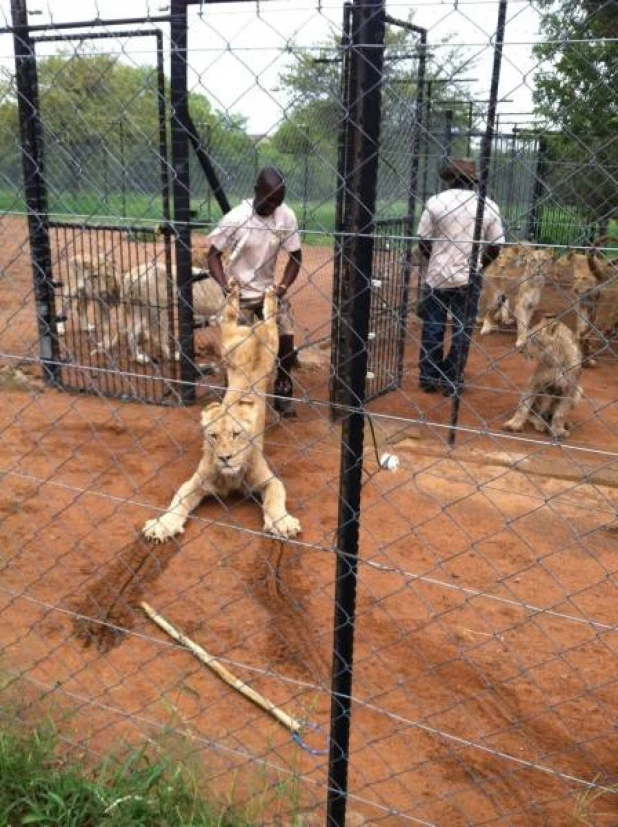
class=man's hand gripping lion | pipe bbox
[142,282,301,543]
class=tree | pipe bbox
[0,52,253,209]
[533,1,618,231]
[271,16,478,204]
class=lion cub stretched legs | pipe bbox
[221,280,279,402]
[142,286,300,544]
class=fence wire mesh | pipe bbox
[1,0,618,825]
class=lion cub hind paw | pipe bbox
[264,513,302,539]
[142,516,185,543]
[550,427,569,440]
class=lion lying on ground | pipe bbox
[503,316,583,440]
[479,244,554,351]
[142,283,301,543]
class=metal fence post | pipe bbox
[448,0,509,446]
[326,1,386,824]
[408,27,427,231]
[329,1,355,418]
[170,0,196,403]
[443,108,454,163]
[10,0,60,386]
[527,134,547,242]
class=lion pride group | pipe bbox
[415,157,617,440]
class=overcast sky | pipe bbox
[0,0,544,133]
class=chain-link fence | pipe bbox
[1,0,618,824]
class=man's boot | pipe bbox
[274,334,296,418]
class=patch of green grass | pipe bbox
[0,723,252,826]
[2,185,611,250]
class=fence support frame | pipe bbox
[170,0,196,403]
[327,1,386,824]
[10,0,60,386]
[447,0,509,446]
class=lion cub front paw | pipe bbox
[503,417,524,432]
[479,320,495,336]
[142,513,185,543]
[264,512,302,539]
[263,285,277,320]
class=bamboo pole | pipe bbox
[140,600,301,735]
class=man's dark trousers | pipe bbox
[419,284,478,393]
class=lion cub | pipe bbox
[555,243,618,367]
[220,281,278,396]
[503,316,582,440]
[142,283,301,543]
[480,244,554,351]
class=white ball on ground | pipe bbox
[379,452,400,472]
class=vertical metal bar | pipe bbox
[329,3,352,418]
[467,101,473,156]
[505,125,517,235]
[448,0,509,447]
[406,30,426,344]
[327,1,385,824]
[329,1,354,417]
[170,0,196,403]
[407,29,426,227]
[443,108,454,162]
[421,78,432,205]
[155,30,177,380]
[119,120,126,218]
[527,135,547,242]
[10,0,60,386]
[206,123,212,222]
[156,30,172,228]
[303,147,309,231]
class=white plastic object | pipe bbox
[379,453,400,472]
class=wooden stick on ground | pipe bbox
[140,600,301,735]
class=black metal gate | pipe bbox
[329,5,426,413]
[49,221,180,403]
[10,8,182,403]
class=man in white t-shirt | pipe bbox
[416,158,505,396]
[207,167,302,416]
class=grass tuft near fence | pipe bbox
[0,723,251,826]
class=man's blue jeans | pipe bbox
[418,285,477,391]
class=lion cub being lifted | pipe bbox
[142,283,301,543]
[503,316,582,440]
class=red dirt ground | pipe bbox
[2,215,618,825]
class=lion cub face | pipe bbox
[555,250,596,295]
[528,315,582,369]
[70,254,120,302]
[200,399,257,477]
